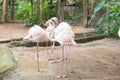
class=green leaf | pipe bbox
[94,1,105,13]
[89,1,105,24]
[88,14,95,24]
[116,17,120,24]
[97,16,104,25]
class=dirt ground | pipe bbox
[0,23,120,80]
[0,23,94,41]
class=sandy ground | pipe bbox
[0,23,120,80]
[1,38,120,80]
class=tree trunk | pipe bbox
[31,0,33,15]
[11,0,15,20]
[88,0,96,18]
[40,0,44,19]
[82,0,88,27]
[2,0,7,22]
[56,0,64,21]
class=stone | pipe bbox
[0,47,16,78]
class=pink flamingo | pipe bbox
[45,17,75,50]
[45,17,77,77]
[24,25,50,72]
[44,20,56,53]
[52,28,77,78]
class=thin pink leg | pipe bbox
[64,57,68,78]
[60,58,64,78]
[51,41,55,53]
[63,46,68,78]
[36,42,40,72]
[62,46,64,60]
[46,41,49,55]
[63,45,71,77]
[67,45,71,63]
[57,46,64,78]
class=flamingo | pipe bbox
[44,20,56,53]
[45,17,75,50]
[49,18,77,77]
[46,17,76,48]
[118,28,120,37]
[52,29,77,78]
[50,20,75,53]
[45,17,77,77]
[23,25,50,72]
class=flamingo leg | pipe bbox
[63,46,68,78]
[51,40,55,53]
[57,46,64,78]
[60,58,64,78]
[64,57,68,78]
[46,41,49,55]
[67,44,71,63]
[36,42,40,72]
[65,44,71,77]
[62,46,65,60]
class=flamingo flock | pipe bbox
[23,17,77,78]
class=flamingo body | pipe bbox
[55,30,76,46]
[24,25,49,42]
[118,29,120,37]
[54,22,74,38]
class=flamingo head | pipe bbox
[44,20,55,27]
[50,17,60,26]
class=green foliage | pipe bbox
[16,1,42,26]
[0,3,2,20]
[16,3,31,20]
[97,2,120,37]
[89,1,105,24]
[24,14,42,26]
[94,1,105,13]
[44,1,56,20]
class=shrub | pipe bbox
[97,2,120,37]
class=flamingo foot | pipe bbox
[57,75,62,78]
[37,63,40,72]
[62,75,68,78]
[66,58,70,63]
[38,69,40,72]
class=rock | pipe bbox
[0,47,16,78]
